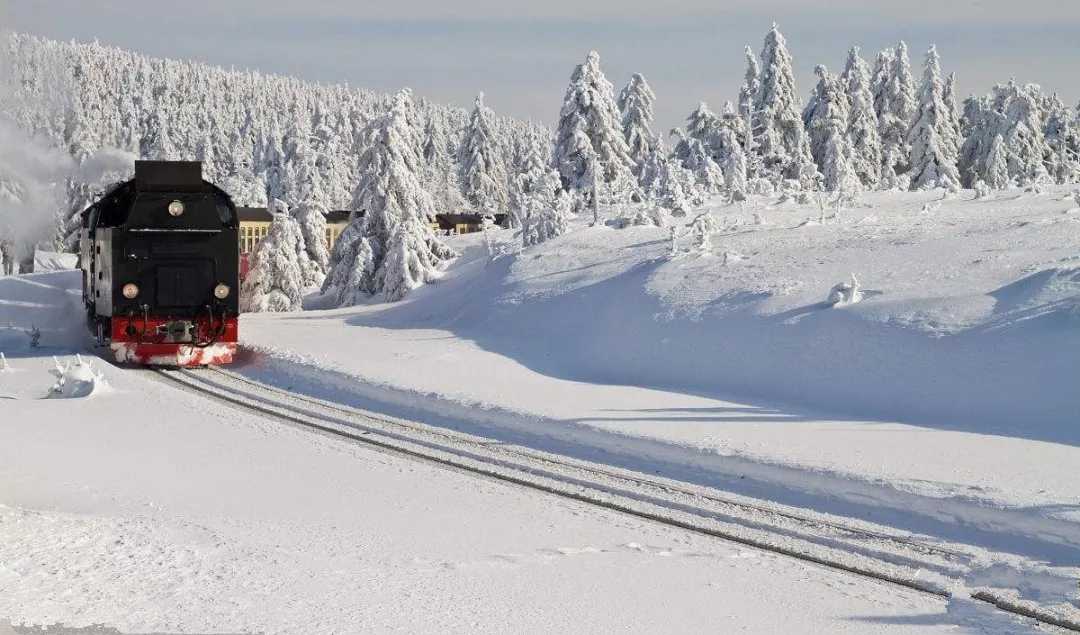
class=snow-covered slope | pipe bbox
[239,188,1080,571]
[3,269,1018,634]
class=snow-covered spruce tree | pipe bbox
[803,65,850,175]
[292,200,330,288]
[841,47,882,188]
[722,130,749,201]
[907,46,960,190]
[618,73,658,173]
[682,102,723,160]
[1002,84,1051,185]
[326,89,455,304]
[822,124,861,194]
[871,48,895,123]
[751,24,817,187]
[648,150,694,215]
[942,72,963,160]
[240,201,307,313]
[1044,97,1080,184]
[521,172,571,248]
[552,51,636,200]
[673,130,724,193]
[738,46,760,121]
[879,42,917,186]
[508,127,553,228]
[985,133,1010,189]
[459,92,509,215]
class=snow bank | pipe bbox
[0,270,86,354]
[301,189,1079,438]
[32,249,77,272]
[238,188,1080,527]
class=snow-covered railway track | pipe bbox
[155,366,1080,632]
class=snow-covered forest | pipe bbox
[1,25,1078,303]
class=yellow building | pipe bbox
[237,207,353,256]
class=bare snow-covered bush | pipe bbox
[241,202,307,312]
[827,273,863,306]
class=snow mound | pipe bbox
[827,273,863,306]
[48,355,108,399]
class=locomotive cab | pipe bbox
[81,161,239,366]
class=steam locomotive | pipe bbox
[79,161,239,366]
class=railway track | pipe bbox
[155,366,1080,633]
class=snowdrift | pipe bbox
[284,189,1080,442]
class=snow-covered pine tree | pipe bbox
[240,201,307,312]
[683,102,723,159]
[552,51,636,199]
[459,92,509,215]
[751,24,817,186]
[681,134,725,193]
[942,72,963,160]
[521,171,570,247]
[1043,96,1080,184]
[327,89,455,304]
[804,65,850,175]
[649,149,694,215]
[721,130,749,201]
[292,200,330,288]
[508,127,552,228]
[822,123,861,194]
[879,42,917,185]
[871,48,895,123]
[320,212,374,306]
[907,46,960,190]
[985,133,1010,189]
[618,73,658,173]
[738,46,760,121]
[841,47,882,188]
[1002,83,1051,185]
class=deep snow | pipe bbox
[236,188,1080,579]
[0,339,1012,633]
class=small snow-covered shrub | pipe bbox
[609,205,666,229]
[973,180,991,199]
[748,177,775,197]
[688,212,720,254]
[827,273,863,306]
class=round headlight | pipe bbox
[214,283,231,300]
[122,283,139,299]
[168,200,185,217]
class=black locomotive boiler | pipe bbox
[79,161,239,366]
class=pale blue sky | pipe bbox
[4,0,1078,132]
